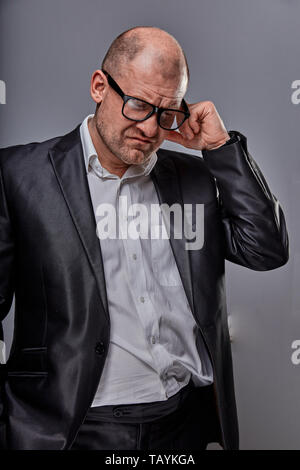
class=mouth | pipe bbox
[128,137,152,144]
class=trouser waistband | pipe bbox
[86,379,213,424]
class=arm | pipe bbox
[0,160,15,445]
[165,101,289,271]
[201,131,289,270]
[0,161,15,334]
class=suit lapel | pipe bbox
[48,125,109,321]
[151,151,195,315]
[48,127,194,321]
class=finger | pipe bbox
[179,120,195,140]
[188,114,201,135]
[179,101,196,139]
[164,130,186,145]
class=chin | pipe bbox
[123,148,149,165]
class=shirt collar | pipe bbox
[79,114,158,179]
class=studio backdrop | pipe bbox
[0,0,298,450]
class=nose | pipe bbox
[135,113,159,138]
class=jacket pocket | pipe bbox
[20,347,47,353]
[6,347,48,375]
[7,371,48,378]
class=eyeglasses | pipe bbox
[102,70,190,131]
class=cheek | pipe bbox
[101,110,129,138]
[100,99,121,127]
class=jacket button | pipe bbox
[95,341,105,356]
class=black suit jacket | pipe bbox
[0,126,289,449]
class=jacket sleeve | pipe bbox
[0,160,15,441]
[201,131,289,271]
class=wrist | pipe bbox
[205,131,239,151]
[206,133,230,151]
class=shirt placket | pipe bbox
[118,179,176,398]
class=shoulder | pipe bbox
[0,135,59,163]
[0,125,80,170]
[157,146,216,181]
[157,147,206,167]
[157,147,213,177]
[156,147,217,201]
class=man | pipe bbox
[0,26,288,450]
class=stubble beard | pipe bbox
[95,118,158,166]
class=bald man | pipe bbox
[0,27,288,450]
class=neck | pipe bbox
[88,116,129,179]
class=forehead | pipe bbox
[118,60,187,107]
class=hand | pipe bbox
[165,100,230,151]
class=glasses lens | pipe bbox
[160,110,186,130]
[123,98,187,130]
[123,98,153,120]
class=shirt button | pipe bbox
[140,296,145,303]
[151,336,157,344]
[132,253,137,260]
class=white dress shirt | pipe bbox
[80,114,213,406]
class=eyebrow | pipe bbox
[104,71,183,110]
[169,100,182,108]
[133,94,182,109]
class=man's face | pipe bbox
[94,58,187,166]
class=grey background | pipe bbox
[0,0,298,450]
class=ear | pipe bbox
[90,69,108,105]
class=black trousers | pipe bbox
[70,380,222,450]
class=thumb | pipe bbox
[164,130,185,145]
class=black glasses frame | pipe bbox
[102,70,190,131]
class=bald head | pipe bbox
[101,26,189,87]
